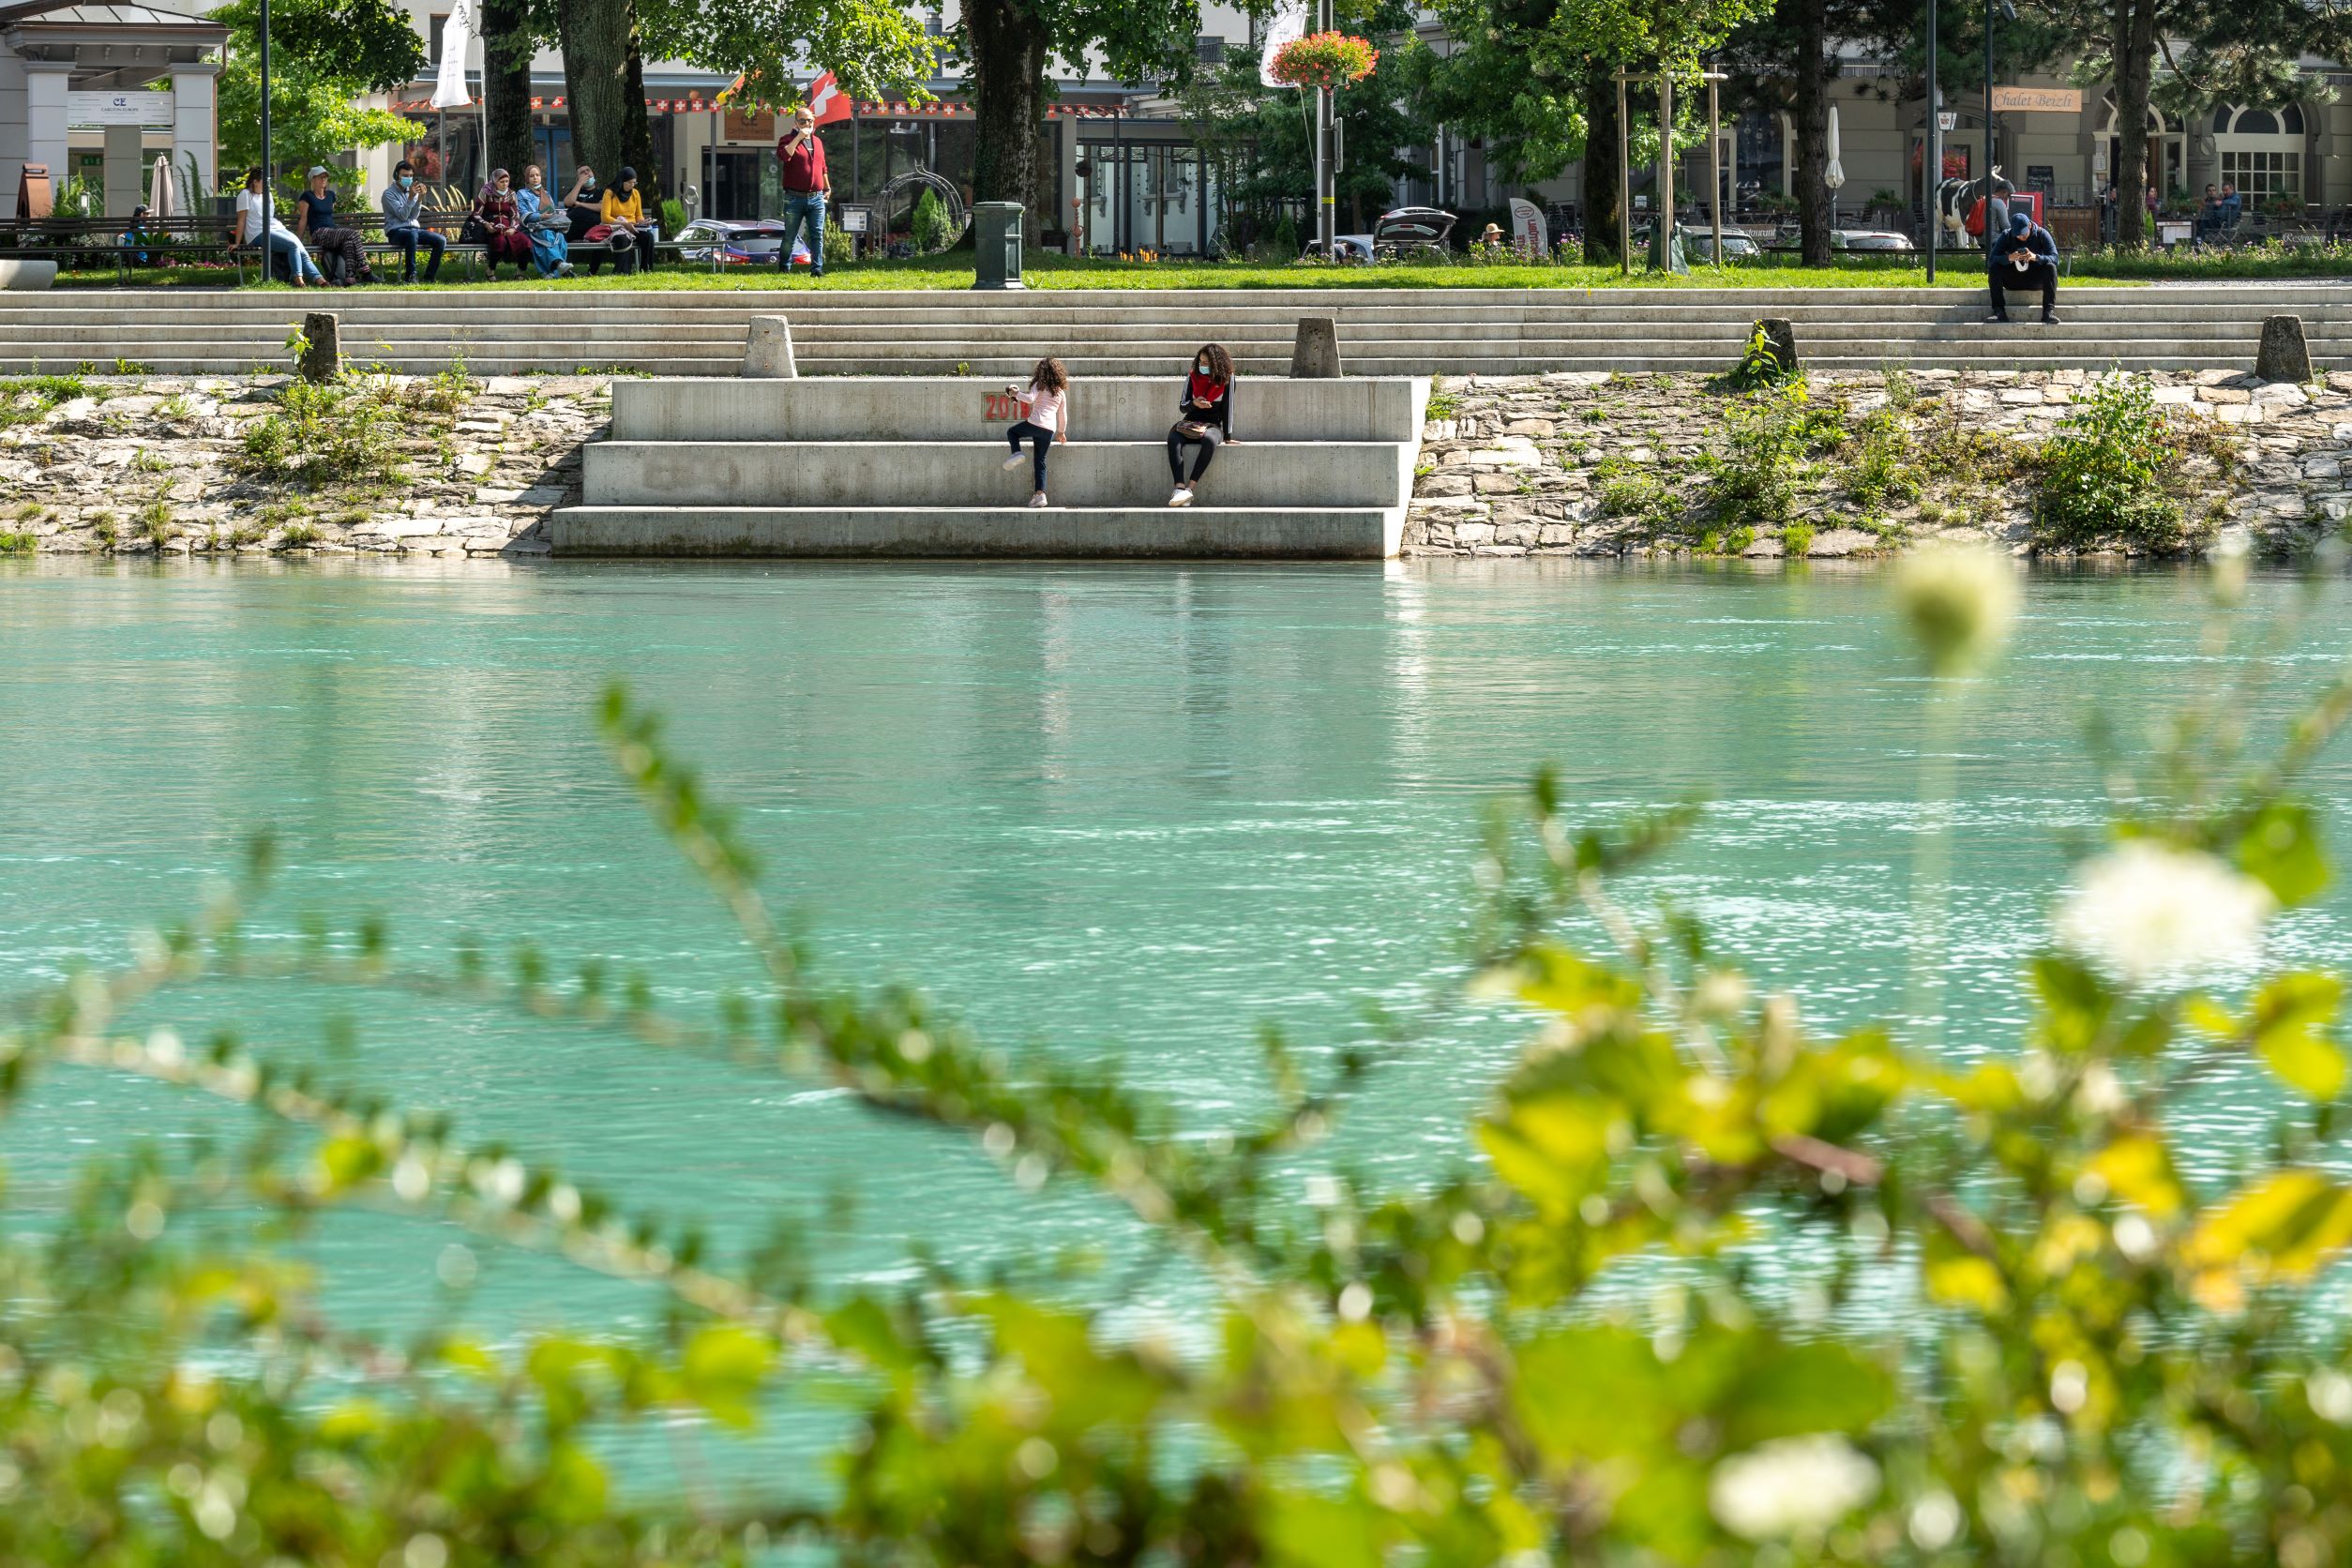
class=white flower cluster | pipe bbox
[2054,840,2273,986]
[1709,1434,1880,1540]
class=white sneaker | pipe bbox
[1003,453,1025,471]
[1027,491,1048,508]
[1168,487,1192,506]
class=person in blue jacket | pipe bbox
[1987,208,2059,325]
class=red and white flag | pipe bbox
[806,71,852,125]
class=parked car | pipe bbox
[1304,234,1375,262]
[1835,227,1915,252]
[1684,230,1762,262]
[1372,205,1457,260]
[673,218,812,266]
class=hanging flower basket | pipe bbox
[1268,32,1380,91]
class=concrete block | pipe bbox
[2257,314,2313,384]
[1291,316,1341,378]
[298,311,339,383]
[743,315,797,379]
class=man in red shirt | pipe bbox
[775,104,830,276]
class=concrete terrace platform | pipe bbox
[550,375,1430,559]
[9,283,2351,376]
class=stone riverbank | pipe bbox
[1,372,608,557]
[1405,366,2352,558]
[6,366,2346,561]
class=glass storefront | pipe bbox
[1078,140,1220,255]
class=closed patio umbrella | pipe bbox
[148,155,177,219]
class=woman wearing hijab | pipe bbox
[471,168,533,279]
[515,164,574,279]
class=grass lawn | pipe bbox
[42,240,2352,291]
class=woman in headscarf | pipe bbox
[514,164,574,279]
[471,168,534,279]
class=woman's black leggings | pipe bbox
[1007,420,1052,491]
[1168,426,1224,484]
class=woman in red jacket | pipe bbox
[774,105,830,277]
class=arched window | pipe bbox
[2214,103,2306,203]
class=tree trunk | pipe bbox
[2110,0,2158,249]
[1791,0,1832,265]
[967,0,1050,221]
[1580,60,1620,265]
[480,0,536,182]
[621,35,662,201]
[556,0,629,186]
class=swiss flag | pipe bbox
[807,71,852,125]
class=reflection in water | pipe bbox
[2,556,2348,1360]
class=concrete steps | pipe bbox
[3,284,2343,376]
[589,441,1409,508]
[550,505,1404,558]
[550,375,1430,559]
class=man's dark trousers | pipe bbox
[1990,260,2057,319]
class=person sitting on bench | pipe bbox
[1987,208,2059,325]
[295,166,372,285]
[231,168,323,287]
[383,160,445,283]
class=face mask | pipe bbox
[1197,361,1209,372]
[399,174,414,188]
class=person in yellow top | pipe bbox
[596,166,656,275]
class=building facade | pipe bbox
[10,0,2352,246]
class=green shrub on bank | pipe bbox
[11,584,2352,1562]
[234,377,423,490]
[1709,376,1846,533]
[2029,375,2195,550]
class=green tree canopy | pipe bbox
[1419,0,1769,263]
[212,0,424,189]
[955,0,1202,221]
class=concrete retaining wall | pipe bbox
[586,439,1413,509]
[606,376,1430,444]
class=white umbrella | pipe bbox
[147,154,176,218]
[1824,104,1846,190]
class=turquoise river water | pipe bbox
[5,557,2352,1450]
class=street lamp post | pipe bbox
[1925,0,1937,281]
[259,0,273,231]
[1983,0,1997,265]
[1314,0,1335,257]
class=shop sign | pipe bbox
[1990,86,2081,113]
[68,90,173,128]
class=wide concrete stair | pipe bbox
[4,284,2346,376]
[550,375,1429,559]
